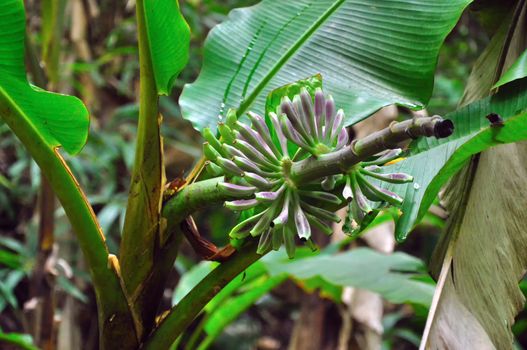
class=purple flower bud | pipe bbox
[351,175,372,213]
[294,94,316,141]
[324,96,336,140]
[247,111,281,157]
[222,143,245,159]
[233,156,280,178]
[300,88,317,140]
[350,198,365,224]
[378,187,404,206]
[233,139,281,171]
[294,202,311,240]
[280,96,296,119]
[360,168,414,184]
[298,190,341,205]
[329,109,345,143]
[225,199,259,211]
[281,96,311,143]
[236,122,278,163]
[272,191,290,229]
[243,172,275,189]
[216,157,243,176]
[363,165,382,172]
[378,150,403,164]
[256,190,281,202]
[218,182,256,197]
[314,88,325,138]
[356,173,403,206]
[385,173,414,183]
[269,112,289,157]
[279,113,313,151]
[335,128,349,150]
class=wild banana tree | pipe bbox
[1,0,527,349]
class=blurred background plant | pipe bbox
[1,1,525,349]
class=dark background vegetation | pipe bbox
[1,1,524,349]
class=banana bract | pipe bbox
[203,88,413,257]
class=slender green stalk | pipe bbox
[119,0,166,332]
[142,240,261,350]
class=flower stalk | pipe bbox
[163,116,453,234]
[290,116,453,185]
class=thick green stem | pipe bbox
[291,116,453,184]
[119,0,165,333]
[142,239,261,350]
[162,177,241,227]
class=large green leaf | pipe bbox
[0,0,88,154]
[0,76,89,154]
[493,48,527,88]
[384,78,527,240]
[174,247,429,348]
[0,0,25,80]
[180,0,471,132]
[263,248,434,306]
[143,0,190,95]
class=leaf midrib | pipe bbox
[236,0,346,116]
[0,84,53,151]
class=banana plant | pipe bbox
[2,0,527,349]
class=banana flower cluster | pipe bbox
[202,88,412,256]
